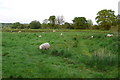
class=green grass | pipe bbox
[2,30,118,78]
[2,28,110,33]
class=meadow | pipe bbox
[2,30,119,78]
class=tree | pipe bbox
[29,20,41,29]
[64,22,73,29]
[95,9,117,30]
[55,15,65,25]
[42,19,49,29]
[72,17,88,29]
[23,24,29,29]
[11,22,24,29]
[87,19,93,29]
[43,19,49,24]
[49,15,56,26]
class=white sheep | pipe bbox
[18,31,21,33]
[60,33,63,36]
[39,43,50,50]
[106,34,113,37]
[53,30,56,32]
[91,36,94,38]
[38,35,42,38]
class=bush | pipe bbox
[29,20,41,29]
[91,25,100,30]
[11,22,24,29]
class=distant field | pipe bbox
[2,28,110,33]
[2,30,118,78]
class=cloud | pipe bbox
[0,0,119,24]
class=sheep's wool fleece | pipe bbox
[39,43,50,50]
[107,34,113,37]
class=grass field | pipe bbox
[2,30,119,78]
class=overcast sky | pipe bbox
[0,0,119,24]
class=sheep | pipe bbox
[106,34,113,37]
[18,31,21,33]
[39,43,50,50]
[60,33,63,36]
[38,35,42,38]
[42,32,45,33]
[53,30,56,32]
[90,36,94,38]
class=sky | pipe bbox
[0,0,119,24]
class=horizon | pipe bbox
[0,0,119,25]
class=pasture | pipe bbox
[2,30,118,78]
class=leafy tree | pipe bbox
[18,24,24,29]
[49,15,56,26]
[64,22,73,29]
[91,25,100,29]
[23,24,29,29]
[72,17,88,29]
[55,15,64,25]
[11,22,24,29]
[95,9,117,30]
[87,19,93,29]
[29,20,41,29]
[41,24,50,29]
[43,19,49,24]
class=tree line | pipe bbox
[3,9,119,30]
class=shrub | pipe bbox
[11,22,24,29]
[29,20,41,29]
[91,25,100,30]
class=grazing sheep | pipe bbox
[91,36,94,38]
[106,34,113,37]
[42,32,45,33]
[38,35,42,38]
[60,33,63,36]
[53,30,56,32]
[39,43,50,50]
[18,31,21,33]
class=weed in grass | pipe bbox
[64,40,66,42]
[40,49,50,54]
[63,49,72,58]
[50,49,60,56]
[50,41,54,44]
[73,37,77,40]
[73,41,78,48]
[64,58,76,64]
[85,49,118,71]
[72,36,79,48]
[2,52,9,56]
[50,48,72,58]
